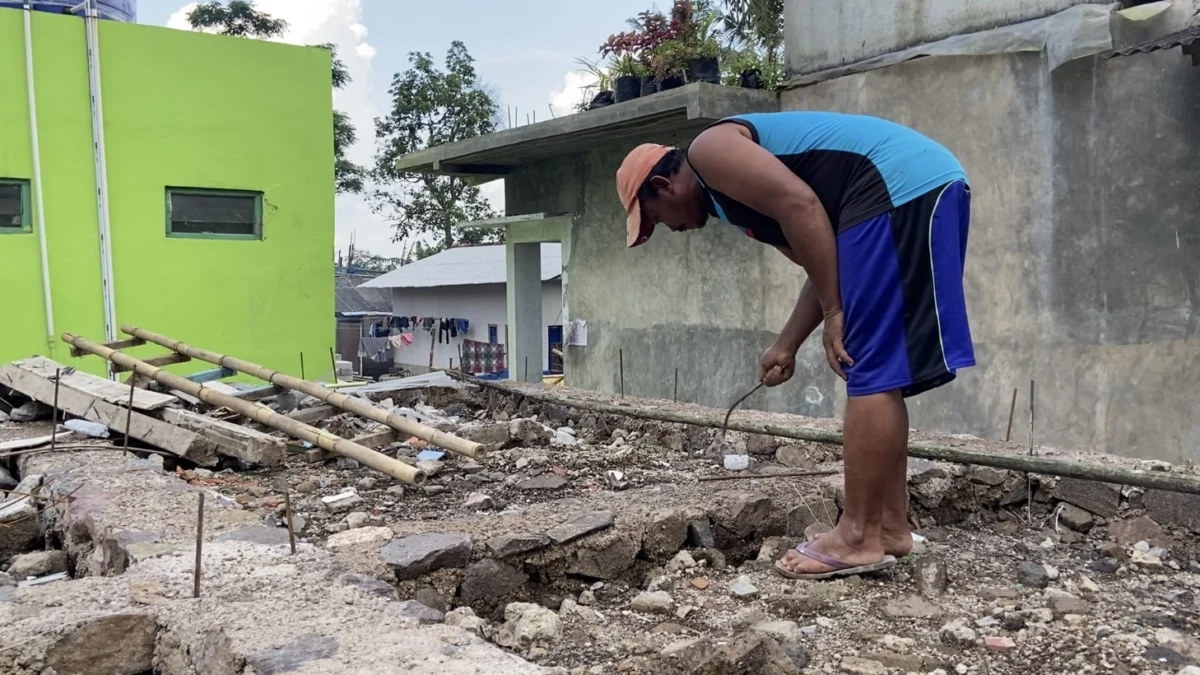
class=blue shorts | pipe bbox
[837,180,975,398]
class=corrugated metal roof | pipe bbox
[1106,24,1200,62]
[360,244,562,289]
[336,272,393,315]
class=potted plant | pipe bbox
[649,40,689,90]
[574,57,615,111]
[601,32,646,103]
[683,3,722,84]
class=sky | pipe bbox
[136,0,652,258]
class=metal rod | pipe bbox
[525,355,529,383]
[300,352,306,381]
[723,382,764,439]
[698,469,838,483]
[64,330,429,483]
[118,325,484,460]
[193,492,204,598]
[122,376,135,457]
[329,347,338,385]
[619,349,624,398]
[284,491,296,555]
[49,368,61,454]
[674,368,679,402]
[1027,380,1035,525]
[1005,387,1018,442]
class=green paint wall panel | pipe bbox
[0,9,333,378]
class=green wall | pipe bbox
[0,10,333,378]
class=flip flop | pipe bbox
[774,542,898,580]
[806,530,920,565]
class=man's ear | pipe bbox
[649,175,671,194]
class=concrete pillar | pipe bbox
[506,241,542,382]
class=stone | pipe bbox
[631,591,675,614]
[723,454,751,471]
[341,573,394,598]
[516,474,568,491]
[0,466,17,491]
[1096,541,1127,561]
[840,656,888,675]
[1017,561,1050,588]
[567,529,640,579]
[687,518,716,548]
[1144,490,1200,533]
[7,550,68,579]
[459,559,528,605]
[688,632,801,675]
[984,635,1017,652]
[1131,549,1164,567]
[379,532,473,580]
[390,599,445,624]
[463,492,494,511]
[577,589,596,605]
[745,433,779,456]
[642,509,687,561]
[1043,563,1059,580]
[667,550,696,572]
[968,466,1009,486]
[215,526,291,546]
[343,512,369,529]
[356,477,378,491]
[647,574,674,593]
[661,637,714,665]
[1053,478,1119,518]
[509,418,553,445]
[547,511,614,544]
[415,459,444,476]
[1022,608,1054,624]
[326,526,393,550]
[322,490,364,514]
[692,576,710,590]
[503,602,563,649]
[1088,557,1120,575]
[0,496,39,557]
[1047,589,1087,616]
[0,572,14,587]
[1058,503,1094,533]
[884,594,943,619]
[560,598,600,624]
[44,613,158,675]
[486,532,550,558]
[444,607,486,635]
[1001,612,1026,631]
[731,575,759,598]
[712,491,773,538]
[785,496,838,535]
[939,618,978,647]
[914,556,950,598]
[461,422,510,447]
[1155,628,1200,662]
[753,620,804,644]
[9,401,50,422]
[422,485,447,496]
[246,634,338,675]
[775,444,813,468]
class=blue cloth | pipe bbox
[837,180,975,398]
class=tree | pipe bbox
[372,42,502,252]
[185,3,365,194]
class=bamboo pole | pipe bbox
[121,324,485,460]
[461,375,1200,496]
[62,332,426,485]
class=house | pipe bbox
[388,1,1200,463]
[0,6,333,377]
[335,270,392,377]
[360,244,563,376]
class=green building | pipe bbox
[0,6,334,377]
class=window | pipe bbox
[166,188,262,239]
[0,179,31,233]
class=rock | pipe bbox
[1144,490,1200,534]
[1001,612,1026,631]
[44,613,158,675]
[691,576,710,590]
[461,422,510,447]
[516,475,568,491]
[1053,478,1119,518]
[326,526,393,549]
[1096,541,1127,561]
[1131,549,1164,567]
[546,511,614,544]
[463,492,494,511]
[1058,503,1094,533]
[0,497,39,557]
[486,532,550,558]
[840,656,888,675]
[723,454,751,471]
[1109,514,1171,546]
[9,401,50,422]
[884,594,943,619]
[631,591,675,615]
[340,573,394,598]
[343,512,369,529]
[321,490,363,514]
[459,558,528,605]
[0,572,14,587]
[1191,560,1200,574]
[390,599,444,624]
[567,529,640,579]
[336,457,360,470]
[379,532,473,580]
[745,434,779,456]
[660,637,714,666]
[939,618,977,647]
[356,477,378,491]
[1047,589,1087,616]
[1088,557,1120,575]
[914,556,950,598]
[753,620,804,644]
[1017,561,1050,588]
[688,632,801,675]
[642,509,687,561]
[1043,563,1059,580]
[7,550,68,579]
[576,589,596,606]
[775,444,813,468]
[984,636,1017,652]
[415,459,443,476]
[560,598,600,624]
[968,466,1009,486]
[712,491,773,538]
[667,550,697,573]
[647,574,674,593]
[785,496,838,535]
[687,518,716,548]
[444,607,486,635]
[0,466,16,491]
[509,419,553,445]
[1155,628,1200,662]
[503,602,563,650]
[1022,608,1054,624]
[731,575,759,598]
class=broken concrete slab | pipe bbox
[0,495,39,559]
[459,559,529,605]
[246,634,339,675]
[160,408,287,467]
[642,509,687,561]
[7,550,68,579]
[380,532,473,580]
[515,475,568,491]
[1053,478,1119,518]
[44,612,159,675]
[1143,490,1200,533]
[486,532,550,558]
[327,526,394,549]
[215,526,291,547]
[567,527,640,580]
[546,511,614,544]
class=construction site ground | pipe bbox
[2,380,1200,675]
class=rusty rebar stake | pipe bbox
[722,382,765,439]
[122,378,136,457]
[284,491,297,555]
[194,492,205,598]
[49,368,61,455]
[1026,380,1035,526]
[1005,387,1018,442]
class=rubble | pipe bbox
[380,532,473,580]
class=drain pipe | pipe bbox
[75,0,119,367]
[23,1,56,354]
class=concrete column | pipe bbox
[506,241,542,382]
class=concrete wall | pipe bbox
[390,281,563,373]
[507,49,1200,463]
[785,0,1104,74]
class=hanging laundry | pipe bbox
[358,336,390,363]
[456,318,470,334]
[401,332,414,345]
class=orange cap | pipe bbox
[616,143,672,247]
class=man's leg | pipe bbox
[881,421,912,557]
[778,389,908,574]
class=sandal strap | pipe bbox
[792,542,854,570]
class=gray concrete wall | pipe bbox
[785,0,1104,74]
[506,49,1200,463]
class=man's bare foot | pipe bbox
[809,523,913,559]
[777,525,886,576]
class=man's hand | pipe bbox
[822,309,854,380]
[759,342,797,387]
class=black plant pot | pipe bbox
[640,75,659,97]
[687,56,720,84]
[587,90,615,110]
[614,75,641,103]
[658,74,686,91]
[739,68,764,89]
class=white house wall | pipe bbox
[389,281,563,373]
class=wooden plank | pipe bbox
[351,429,397,450]
[70,336,144,358]
[160,409,286,467]
[111,352,190,374]
[0,364,217,465]
[14,357,176,412]
[234,384,284,402]
[287,405,337,425]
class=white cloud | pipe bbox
[549,70,597,119]
[167,1,383,256]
